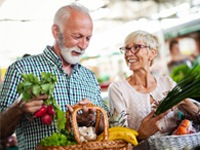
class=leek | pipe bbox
[155,64,200,116]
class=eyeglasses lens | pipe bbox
[120,44,148,53]
[133,45,140,52]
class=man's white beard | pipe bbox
[61,46,84,64]
[58,34,85,64]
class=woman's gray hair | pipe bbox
[53,3,90,32]
[124,30,160,52]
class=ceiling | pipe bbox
[0,0,200,67]
[0,0,198,21]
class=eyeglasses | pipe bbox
[119,44,150,54]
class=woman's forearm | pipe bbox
[179,99,199,116]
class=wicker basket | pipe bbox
[148,100,200,150]
[37,103,132,150]
[148,132,200,150]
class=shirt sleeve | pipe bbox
[88,73,108,112]
[108,82,128,127]
[0,63,22,111]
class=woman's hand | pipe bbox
[137,110,169,141]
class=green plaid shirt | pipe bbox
[0,46,107,150]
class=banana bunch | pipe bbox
[97,126,139,146]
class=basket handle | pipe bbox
[66,103,109,144]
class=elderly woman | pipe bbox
[108,30,199,142]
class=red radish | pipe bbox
[41,113,52,125]
[34,105,47,117]
[47,105,56,115]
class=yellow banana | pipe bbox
[97,126,138,146]
[108,126,138,136]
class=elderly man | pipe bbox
[0,3,106,150]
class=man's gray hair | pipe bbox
[53,3,90,31]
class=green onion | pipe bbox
[155,64,200,116]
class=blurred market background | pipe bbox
[0,0,200,91]
[0,1,200,149]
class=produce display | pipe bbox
[170,64,190,83]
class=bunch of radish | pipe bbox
[34,105,56,125]
[17,72,66,129]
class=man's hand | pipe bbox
[18,94,48,114]
[0,94,46,139]
[66,98,96,127]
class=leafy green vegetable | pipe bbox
[56,108,67,130]
[39,129,76,146]
[60,129,76,142]
[170,64,190,83]
[17,72,66,131]
[155,64,200,116]
[17,73,56,101]
[17,73,76,146]
[39,132,76,146]
[170,55,200,83]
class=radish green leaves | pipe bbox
[17,72,66,130]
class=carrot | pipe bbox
[180,119,190,128]
[174,126,188,135]
[173,119,190,135]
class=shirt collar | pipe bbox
[43,45,81,71]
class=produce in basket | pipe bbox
[37,103,139,150]
[78,126,97,142]
[172,119,194,135]
[97,126,138,146]
[149,64,200,150]
[39,129,77,147]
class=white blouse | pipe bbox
[108,75,178,133]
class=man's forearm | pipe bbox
[0,102,24,139]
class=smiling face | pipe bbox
[124,42,152,72]
[52,6,93,65]
[123,30,159,72]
